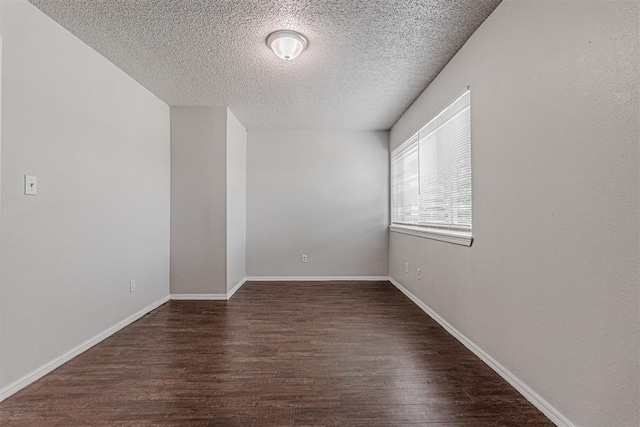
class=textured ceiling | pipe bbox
[28,0,501,130]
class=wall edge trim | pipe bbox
[388,276,573,427]
[170,294,228,300]
[227,278,247,299]
[0,295,170,403]
[245,276,390,281]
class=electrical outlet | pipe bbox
[405,262,409,274]
[302,254,308,263]
[130,279,136,292]
[417,268,421,281]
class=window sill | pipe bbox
[389,225,473,247]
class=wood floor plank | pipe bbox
[0,281,553,425]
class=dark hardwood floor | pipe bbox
[0,281,552,426]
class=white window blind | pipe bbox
[391,89,472,245]
[391,135,419,225]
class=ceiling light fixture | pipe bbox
[267,30,308,60]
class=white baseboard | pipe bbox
[0,295,170,403]
[245,276,390,282]
[170,277,387,301]
[227,278,246,299]
[170,278,248,301]
[170,293,227,300]
[387,277,573,427]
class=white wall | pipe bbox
[247,130,389,278]
[389,1,639,426]
[226,109,247,292]
[170,107,228,295]
[0,0,170,392]
[0,7,5,394]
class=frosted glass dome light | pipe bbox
[267,30,308,60]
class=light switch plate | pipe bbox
[24,175,37,195]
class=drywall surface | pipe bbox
[0,0,170,390]
[170,107,227,295]
[0,6,4,392]
[226,109,247,291]
[247,130,389,277]
[389,1,639,426]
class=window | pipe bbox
[390,89,472,246]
